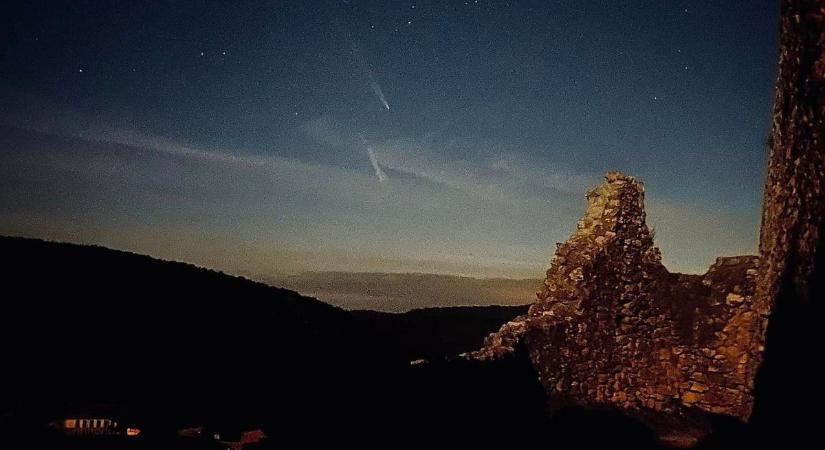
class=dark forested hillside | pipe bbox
[352,305,528,362]
[0,236,380,442]
[0,236,544,448]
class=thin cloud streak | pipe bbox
[367,146,388,182]
[0,97,759,276]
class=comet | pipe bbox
[349,41,390,111]
[334,6,391,112]
[371,80,390,110]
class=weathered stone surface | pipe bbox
[466,172,762,445]
[463,2,823,444]
[748,1,825,446]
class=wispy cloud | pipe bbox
[1,109,560,277]
[303,115,599,202]
[366,146,388,182]
[0,93,758,277]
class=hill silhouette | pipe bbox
[0,236,547,448]
[0,236,372,442]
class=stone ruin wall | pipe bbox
[467,172,768,436]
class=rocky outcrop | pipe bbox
[466,172,764,446]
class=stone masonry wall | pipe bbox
[466,172,765,445]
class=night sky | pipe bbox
[0,1,777,278]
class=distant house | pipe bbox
[60,418,117,436]
[56,417,140,437]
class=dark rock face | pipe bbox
[467,172,763,446]
[748,1,824,446]
[758,0,825,308]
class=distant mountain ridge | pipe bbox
[268,271,541,312]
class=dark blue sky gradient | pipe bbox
[0,1,778,277]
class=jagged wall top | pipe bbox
[467,172,762,446]
[531,171,663,317]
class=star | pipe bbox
[78,68,83,73]
[199,51,204,56]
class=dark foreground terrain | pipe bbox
[0,236,549,448]
[0,236,811,449]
